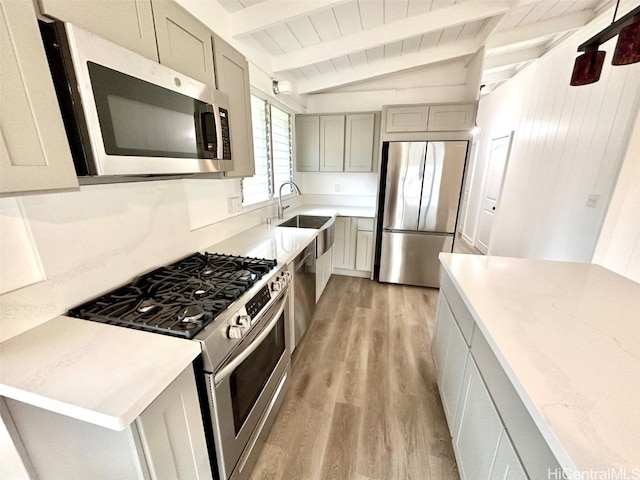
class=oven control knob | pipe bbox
[236,315,251,328]
[227,325,244,339]
[271,280,282,292]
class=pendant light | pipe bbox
[570,2,640,86]
[612,12,640,65]
[570,46,606,86]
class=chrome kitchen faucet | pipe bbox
[277,181,302,219]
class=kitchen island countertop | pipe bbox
[439,253,640,473]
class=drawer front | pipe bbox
[356,217,374,231]
[440,274,474,345]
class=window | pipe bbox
[242,95,293,206]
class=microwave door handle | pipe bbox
[214,296,287,385]
[200,110,217,155]
[214,106,223,159]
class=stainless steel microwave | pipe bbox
[40,21,233,181]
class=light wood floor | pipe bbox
[249,275,459,480]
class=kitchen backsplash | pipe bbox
[0,178,275,342]
[0,171,374,342]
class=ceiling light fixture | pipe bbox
[570,1,640,86]
[272,80,293,96]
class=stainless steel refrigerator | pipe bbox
[378,141,467,287]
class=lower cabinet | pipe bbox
[332,216,374,277]
[316,246,333,302]
[135,366,212,478]
[434,280,558,480]
[490,431,528,480]
[332,217,355,270]
[3,365,212,480]
[454,359,504,480]
[433,295,468,429]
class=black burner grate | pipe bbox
[69,253,277,338]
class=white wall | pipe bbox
[465,4,640,263]
[593,108,640,283]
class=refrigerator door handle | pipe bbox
[417,142,437,229]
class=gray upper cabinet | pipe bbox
[38,0,159,61]
[151,0,215,88]
[296,116,320,172]
[344,113,375,172]
[385,105,430,133]
[213,34,255,178]
[319,115,345,172]
[383,103,476,134]
[296,112,378,173]
[1,0,78,194]
[427,104,476,132]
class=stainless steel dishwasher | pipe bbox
[292,238,316,349]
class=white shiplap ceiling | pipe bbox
[215,0,610,94]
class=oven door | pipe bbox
[208,290,291,480]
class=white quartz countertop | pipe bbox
[287,204,376,218]
[0,316,200,431]
[205,204,375,264]
[439,253,640,473]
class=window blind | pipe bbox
[242,95,293,206]
[271,105,292,196]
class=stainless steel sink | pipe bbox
[279,215,331,229]
[279,215,335,256]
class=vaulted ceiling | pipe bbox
[213,0,610,95]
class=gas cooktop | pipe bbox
[69,253,277,339]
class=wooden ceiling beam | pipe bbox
[272,1,510,73]
[487,9,594,50]
[230,0,349,38]
[297,40,480,93]
[483,46,546,71]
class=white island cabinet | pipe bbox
[435,253,640,478]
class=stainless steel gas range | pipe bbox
[69,252,292,480]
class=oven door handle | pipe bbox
[214,295,288,385]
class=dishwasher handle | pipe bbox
[295,252,314,271]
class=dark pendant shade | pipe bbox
[612,15,640,65]
[570,49,606,86]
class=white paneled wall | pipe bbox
[593,108,640,283]
[465,4,640,263]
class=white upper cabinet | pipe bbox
[319,115,345,172]
[38,0,158,61]
[0,0,78,194]
[212,34,254,178]
[151,0,215,88]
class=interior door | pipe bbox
[475,134,513,254]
